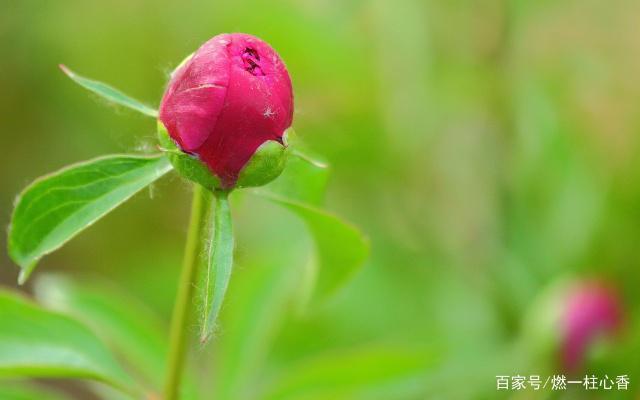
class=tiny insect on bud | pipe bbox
[158,33,293,190]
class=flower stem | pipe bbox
[164,183,211,400]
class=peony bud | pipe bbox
[523,278,625,374]
[158,33,293,189]
[561,281,623,373]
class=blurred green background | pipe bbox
[2,0,640,398]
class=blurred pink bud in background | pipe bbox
[561,281,624,373]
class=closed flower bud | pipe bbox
[561,281,623,373]
[523,279,624,374]
[158,33,293,189]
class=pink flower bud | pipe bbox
[159,33,293,188]
[561,281,623,372]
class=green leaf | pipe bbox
[0,382,69,400]
[0,291,138,397]
[33,275,201,400]
[59,64,158,118]
[8,154,172,283]
[199,191,234,343]
[213,254,300,400]
[272,197,367,302]
[262,346,437,400]
[33,275,168,390]
[262,148,329,206]
[252,148,367,303]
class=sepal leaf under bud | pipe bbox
[158,122,290,190]
[158,121,221,190]
[236,129,291,188]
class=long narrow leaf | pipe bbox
[256,192,368,303]
[59,65,158,118]
[8,154,172,283]
[253,149,367,302]
[199,191,234,343]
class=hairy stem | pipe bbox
[164,184,211,400]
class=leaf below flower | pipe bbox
[8,154,172,283]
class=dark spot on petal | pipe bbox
[242,47,265,76]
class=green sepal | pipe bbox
[236,129,291,188]
[158,122,290,191]
[157,121,222,191]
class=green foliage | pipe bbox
[262,346,437,400]
[59,65,158,118]
[33,275,169,390]
[8,155,172,283]
[0,383,68,400]
[0,291,138,397]
[33,275,200,399]
[212,255,299,400]
[259,146,329,207]
[260,193,368,303]
[254,152,368,304]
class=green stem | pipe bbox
[164,184,211,400]
[200,190,234,343]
